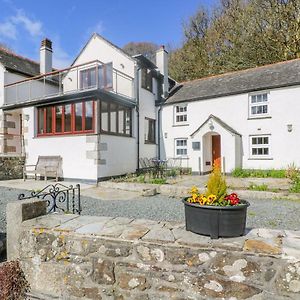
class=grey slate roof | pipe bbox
[0,47,40,77]
[166,59,300,104]
[191,114,241,137]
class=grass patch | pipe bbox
[232,168,286,178]
[248,183,268,191]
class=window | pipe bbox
[174,104,187,124]
[175,139,188,156]
[80,68,96,89]
[37,100,95,136]
[144,118,155,144]
[250,135,270,158]
[249,93,269,117]
[100,100,132,136]
[80,63,113,90]
[141,68,153,92]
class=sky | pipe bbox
[0,0,215,68]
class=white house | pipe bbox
[161,59,300,174]
[2,34,174,183]
[0,47,45,155]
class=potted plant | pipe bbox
[182,166,250,239]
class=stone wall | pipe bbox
[6,200,300,300]
[0,156,25,180]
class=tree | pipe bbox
[169,0,300,82]
[123,42,159,61]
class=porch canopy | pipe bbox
[190,114,242,174]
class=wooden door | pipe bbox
[212,135,221,169]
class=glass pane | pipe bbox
[263,137,269,144]
[110,103,117,133]
[89,68,96,88]
[262,93,268,101]
[258,148,263,155]
[81,68,96,89]
[118,107,125,134]
[251,95,256,103]
[46,107,52,133]
[85,101,93,131]
[98,65,104,89]
[75,102,83,131]
[263,148,269,155]
[257,94,262,102]
[258,137,263,144]
[125,109,131,135]
[106,63,113,88]
[101,101,109,132]
[64,104,72,132]
[262,105,268,113]
[252,148,257,155]
[38,108,44,134]
[55,106,63,133]
[252,137,257,145]
[251,106,256,115]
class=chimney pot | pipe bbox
[41,38,52,50]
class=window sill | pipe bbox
[145,141,157,145]
[248,157,273,160]
[35,132,96,138]
[172,123,189,127]
[247,116,272,120]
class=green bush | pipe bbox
[232,168,285,178]
[149,178,167,184]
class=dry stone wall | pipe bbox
[0,156,25,180]
[11,210,300,300]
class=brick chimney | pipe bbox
[40,38,52,74]
[156,45,169,98]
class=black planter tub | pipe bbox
[182,198,250,239]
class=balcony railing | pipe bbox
[4,60,135,106]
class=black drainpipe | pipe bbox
[157,104,162,159]
[136,66,141,172]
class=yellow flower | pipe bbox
[189,186,199,195]
[207,194,217,203]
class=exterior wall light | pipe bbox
[24,114,30,121]
[287,124,293,132]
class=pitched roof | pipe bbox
[191,114,241,137]
[0,47,40,77]
[166,59,300,104]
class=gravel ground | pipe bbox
[0,186,300,233]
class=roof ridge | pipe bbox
[179,58,300,85]
[0,47,40,66]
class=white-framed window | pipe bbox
[175,138,188,156]
[174,104,187,124]
[249,92,269,118]
[250,135,271,158]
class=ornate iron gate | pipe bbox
[18,183,81,215]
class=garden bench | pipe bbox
[23,156,62,181]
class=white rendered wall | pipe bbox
[99,134,137,178]
[161,85,300,172]
[23,107,98,182]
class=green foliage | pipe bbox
[248,183,268,191]
[232,168,285,178]
[206,166,227,201]
[169,0,300,82]
[289,177,300,193]
[149,178,167,185]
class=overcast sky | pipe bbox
[0,0,215,68]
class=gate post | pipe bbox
[6,199,47,260]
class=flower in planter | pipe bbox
[187,166,240,206]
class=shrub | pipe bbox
[0,260,29,300]
[206,166,227,202]
[232,168,286,178]
[149,178,167,184]
[285,163,299,181]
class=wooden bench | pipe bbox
[23,156,62,181]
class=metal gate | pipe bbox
[18,183,81,215]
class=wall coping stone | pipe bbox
[21,214,300,261]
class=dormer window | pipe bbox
[249,92,269,118]
[141,68,153,92]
